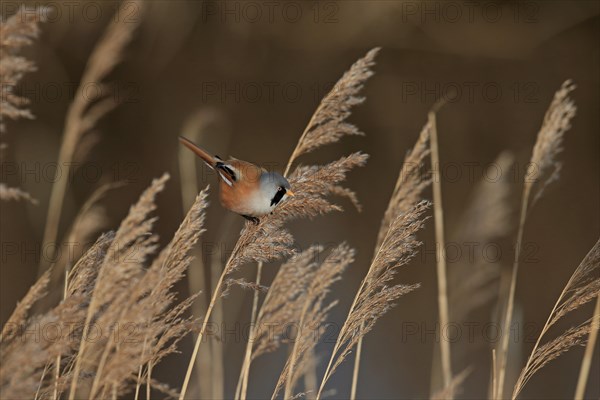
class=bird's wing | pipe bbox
[215,161,237,186]
[179,137,260,189]
[179,136,238,186]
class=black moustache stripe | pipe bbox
[270,189,285,206]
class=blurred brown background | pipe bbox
[1,1,599,398]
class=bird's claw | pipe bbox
[242,215,260,225]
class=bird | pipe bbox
[179,136,294,224]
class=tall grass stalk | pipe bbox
[574,295,600,400]
[428,111,453,391]
[495,169,530,399]
[238,261,263,400]
[178,110,225,399]
[52,269,68,400]
[179,261,227,400]
[209,217,234,399]
[133,337,148,400]
[237,122,297,400]
[349,334,362,400]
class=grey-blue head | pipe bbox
[259,172,294,207]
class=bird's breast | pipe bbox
[219,179,274,217]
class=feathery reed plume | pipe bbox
[280,153,368,222]
[512,239,600,399]
[284,47,380,175]
[29,181,119,396]
[87,186,209,399]
[252,247,323,361]
[274,244,355,400]
[68,173,168,398]
[0,6,44,133]
[351,118,432,399]
[279,49,379,217]
[574,295,600,399]
[449,151,514,323]
[66,232,115,299]
[66,182,126,246]
[0,269,50,342]
[0,233,112,399]
[317,200,430,399]
[528,81,577,206]
[0,183,38,204]
[0,6,45,203]
[1,294,86,399]
[428,111,453,392]
[52,232,114,399]
[2,175,208,399]
[46,182,126,294]
[376,120,431,247]
[39,0,144,275]
[496,80,577,399]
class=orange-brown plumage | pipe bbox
[218,160,264,215]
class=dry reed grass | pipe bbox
[0,269,50,343]
[233,246,325,399]
[315,121,433,397]
[0,6,45,204]
[495,80,577,399]
[350,114,432,399]
[275,244,355,400]
[39,0,145,275]
[316,199,430,399]
[1,173,209,400]
[0,6,44,132]
[1,14,596,398]
[512,239,600,399]
[284,47,380,175]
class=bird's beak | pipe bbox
[286,190,295,197]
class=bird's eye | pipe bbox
[278,187,285,192]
